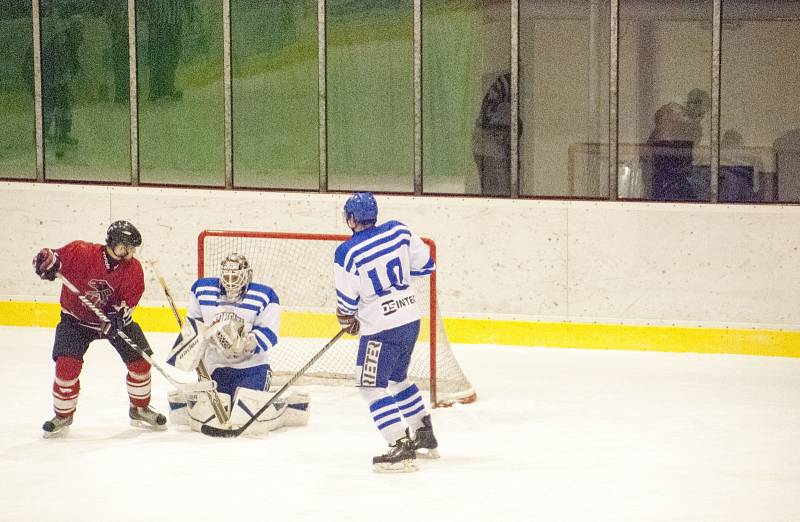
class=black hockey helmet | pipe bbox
[106,220,142,248]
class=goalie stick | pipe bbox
[147,259,231,426]
[56,274,215,394]
[200,328,346,438]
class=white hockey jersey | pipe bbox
[187,277,280,373]
[334,220,435,336]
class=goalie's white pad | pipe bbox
[167,389,192,425]
[230,388,287,437]
[282,390,311,427]
[167,318,207,372]
[187,391,232,432]
[183,387,311,436]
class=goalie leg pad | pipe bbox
[283,390,311,427]
[167,389,190,426]
[187,392,231,432]
[230,387,291,436]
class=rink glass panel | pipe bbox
[230,0,319,190]
[722,2,800,203]
[326,0,414,193]
[421,0,506,195]
[0,1,35,180]
[136,0,224,186]
[38,2,131,183]
[519,0,610,198]
[618,0,712,202]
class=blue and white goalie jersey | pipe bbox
[187,277,280,373]
[334,220,435,335]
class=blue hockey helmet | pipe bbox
[343,192,378,225]
[106,220,142,248]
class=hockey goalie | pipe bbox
[166,253,310,436]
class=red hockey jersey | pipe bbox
[55,241,145,327]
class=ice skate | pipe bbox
[129,405,168,430]
[411,415,439,459]
[372,436,417,473]
[42,414,73,439]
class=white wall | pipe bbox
[3,181,799,330]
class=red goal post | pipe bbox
[198,230,476,407]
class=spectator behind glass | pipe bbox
[641,88,710,201]
[472,73,523,197]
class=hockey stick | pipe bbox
[56,274,214,394]
[147,259,230,425]
[200,328,346,438]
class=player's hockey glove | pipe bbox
[33,248,61,281]
[336,309,360,336]
[101,311,126,340]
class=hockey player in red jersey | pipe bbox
[34,220,167,438]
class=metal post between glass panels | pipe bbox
[414,0,422,195]
[510,0,520,198]
[710,0,722,203]
[128,0,139,185]
[223,0,233,189]
[318,0,328,192]
[32,0,43,181]
[609,0,619,201]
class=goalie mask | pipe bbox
[220,253,252,301]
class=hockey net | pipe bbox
[198,230,477,406]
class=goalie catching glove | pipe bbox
[336,308,360,335]
[205,319,257,361]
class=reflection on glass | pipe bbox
[619,0,711,201]
[231,1,318,189]
[0,1,35,179]
[521,1,609,198]
[723,1,800,203]
[327,0,413,192]
[37,1,130,182]
[422,1,506,195]
[137,0,224,186]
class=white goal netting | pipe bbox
[198,230,476,406]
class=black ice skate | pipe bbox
[42,414,73,439]
[411,415,439,459]
[372,436,417,473]
[129,405,168,430]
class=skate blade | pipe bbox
[416,448,440,459]
[130,419,168,431]
[373,459,418,473]
[42,426,70,439]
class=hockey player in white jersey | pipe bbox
[167,253,310,435]
[334,192,439,472]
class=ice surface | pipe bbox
[1,326,799,522]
